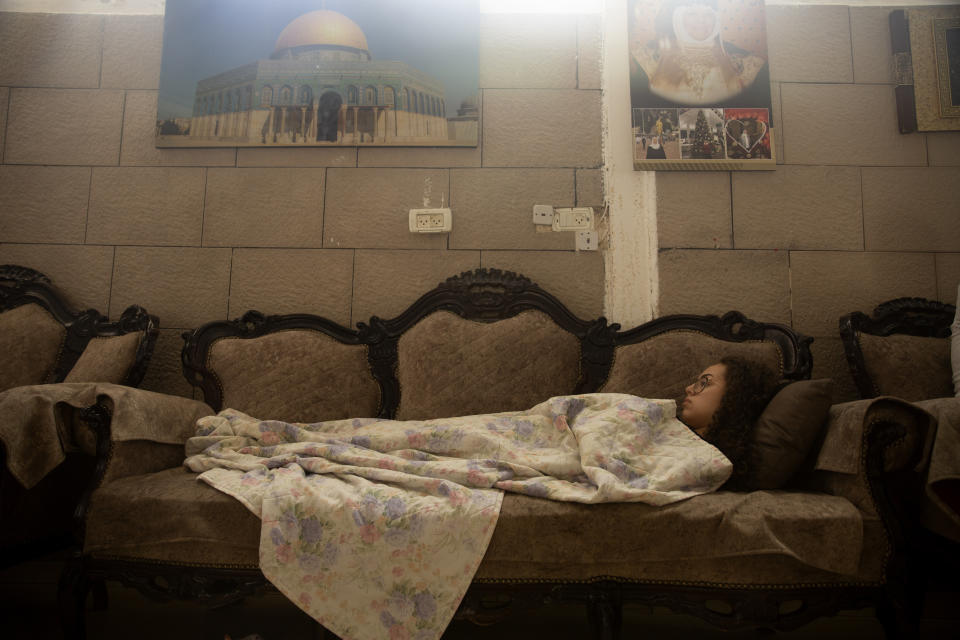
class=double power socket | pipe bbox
[408,208,452,233]
[533,205,598,250]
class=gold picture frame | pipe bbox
[893,6,960,133]
[933,15,960,119]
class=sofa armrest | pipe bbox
[0,383,211,489]
[796,398,932,537]
[81,384,212,485]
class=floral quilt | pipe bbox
[184,393,731,640]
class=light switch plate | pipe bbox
[575,230,598,251]
[533,204,554,225]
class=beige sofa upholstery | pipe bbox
[841,297,960,551]
[0,265,159,563]
[55,270,930,639]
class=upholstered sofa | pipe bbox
[840,296,960,570]
[48,269,934,639]
[0,264,158,564]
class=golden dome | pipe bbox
[274,10,368,53]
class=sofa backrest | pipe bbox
[840,297,955,400]
[0,265,159,393]
[599,312,811,399]
[181,311,382,423]
[371,269,615,420]
[182,268,813,423]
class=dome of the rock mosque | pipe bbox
[273,10,369,54]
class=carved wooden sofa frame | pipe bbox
[60,269,926,640]
[1,265,159,566]
[840,296,959,607]
[840,297,957,401]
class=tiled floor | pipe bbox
[2,551,958,639]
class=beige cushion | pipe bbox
[600,331,783,399]
[64,332,142,384]
[859,333,952,401]
[86,467,870,583]
[395,311,581,420]
[745,379,834,491]
[207,330,380,423]
[0,304,66,392]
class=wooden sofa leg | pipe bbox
[586,599,622,640]
[57,555,89,640]
[876,585,923,640]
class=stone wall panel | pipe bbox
[101,15,163,90]
[203,168,326,248]
[766,6,853,83]
[576,169,603,208]
[352,249,480,325]
[0,243,114,312]
[5,89,124,166]
[482,89,601,168]
[0,166,90,244]
[928,133,960,166]
[479,14,578,89]
[0,12,102,88]
[732,165,862,250]
[657,249,790,324]
[229,249,354,324]
[862,167,960,252]
[578,14,602,90]
[656,172,732,249]
[790,251,937,336]
[480,250,604,320]
[850,7,896,84]
[110,247,232,328]
[358,145,481,169]
[780,84,926,166]
[450,169,574,250]
[323,169,448,249]
[88,167,205,246]
[238,147,357,168]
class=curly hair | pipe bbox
[700,356,778,490]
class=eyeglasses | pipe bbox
[689,375,713,395]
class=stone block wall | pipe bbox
[657,5,960,402]
[0,11,605,399]
[2,6,957,404]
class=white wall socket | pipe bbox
[575,230,598,251]
[532,204,554,225]
[409,208,452,233]
[552,207,594,232]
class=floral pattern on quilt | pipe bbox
[184,393,731,640]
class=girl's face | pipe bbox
[679,363,727,434]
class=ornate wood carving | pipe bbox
[0,265,159,387]
[840,297,956,399]
[181,309,367,412]
[613,310,814,381]
[360,268,620,418]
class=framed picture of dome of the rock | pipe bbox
[628,0,776,170]
[156,0,480,148]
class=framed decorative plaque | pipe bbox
[629,0,775,170]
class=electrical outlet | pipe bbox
[409,208,452,233]
[552,207,594,232]
[532,204,554,225]
[575,230,598,251]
